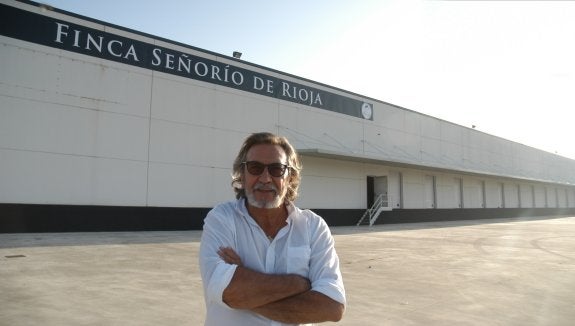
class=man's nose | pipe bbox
[258,167,272,182]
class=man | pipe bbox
[199,132,346,325]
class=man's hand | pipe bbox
[218,246,243,266]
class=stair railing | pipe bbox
[356,193,390,226]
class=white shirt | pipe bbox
[199,199,346,326]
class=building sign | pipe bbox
[0,3,373,120]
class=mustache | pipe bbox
[253,183,278,192]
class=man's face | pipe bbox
[243,144,290,209]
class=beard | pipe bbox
[245,183,286,209]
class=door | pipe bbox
[375,176,388,207]
[367,176,375,208]
[367,176,388,208]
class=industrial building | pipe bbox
[1,0,574,232]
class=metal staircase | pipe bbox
[356,194,392,226]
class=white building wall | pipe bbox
[0,37,152,206]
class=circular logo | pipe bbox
[361,103,373,120]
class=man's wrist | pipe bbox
[292,274,311,292]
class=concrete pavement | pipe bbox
[1,216,574,325]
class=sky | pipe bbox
[43,0,575,160]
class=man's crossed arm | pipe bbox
[218,247,344,323]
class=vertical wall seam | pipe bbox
[145,72,155,207]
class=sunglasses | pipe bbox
[242,161,291,177]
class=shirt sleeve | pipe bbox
[199,204,238,307]
[307,212,347,305]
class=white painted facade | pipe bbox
[1,0,575,220]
